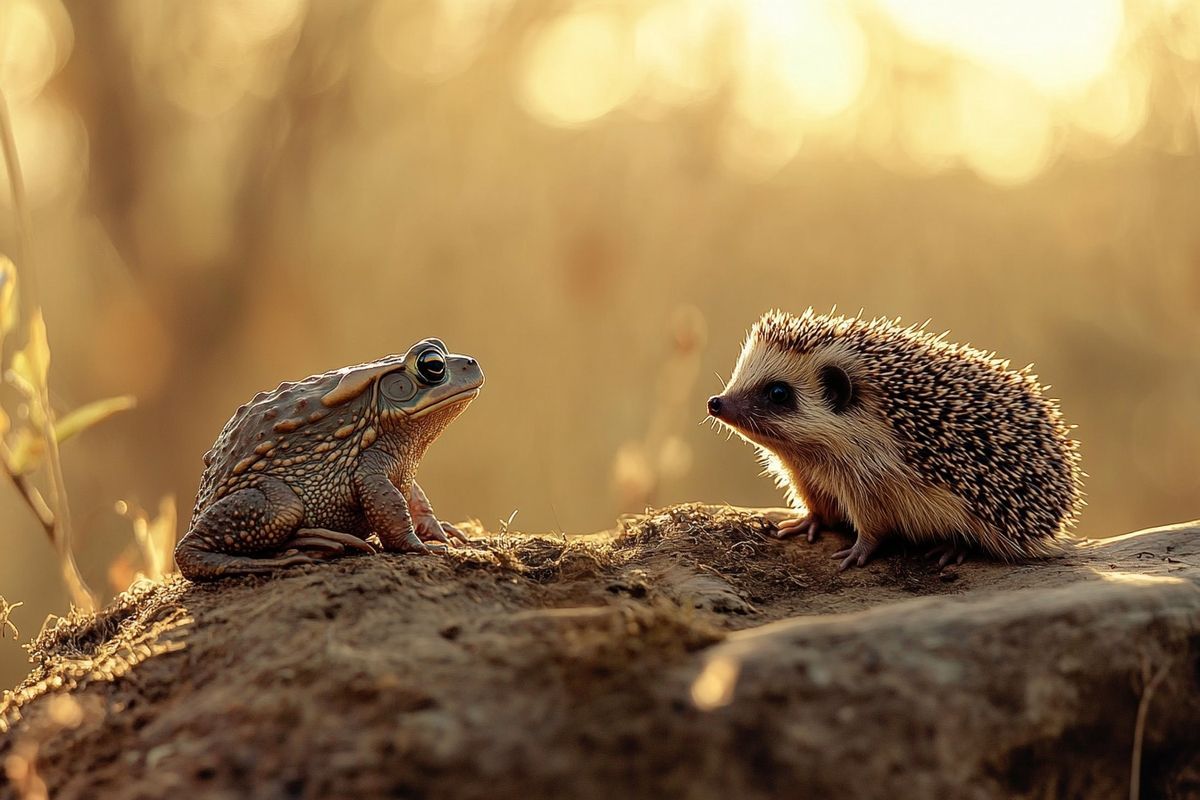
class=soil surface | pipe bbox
[2,505,1199,799]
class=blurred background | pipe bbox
[1,0,1199,685]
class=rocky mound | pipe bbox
[2,505,1198,799]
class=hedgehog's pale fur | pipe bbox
[717,308,1083,562]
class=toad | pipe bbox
[175,338,483,580]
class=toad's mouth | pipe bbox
[408,386,481,419]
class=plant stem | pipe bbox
[0,90,95,611]
[0,442,55,530]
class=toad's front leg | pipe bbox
[407,481,471,546]
[352,462,432,554]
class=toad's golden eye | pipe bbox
[381,372,417,402]
[416,349,446,384]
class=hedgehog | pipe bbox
[706,309,1083,570]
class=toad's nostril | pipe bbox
[707,396,723,416]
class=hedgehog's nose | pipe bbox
[707,395,724,417]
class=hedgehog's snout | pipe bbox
[708,393,750,427]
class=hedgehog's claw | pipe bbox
[926,541,970,569]
[773,515,827,543]
[832,535,883,571]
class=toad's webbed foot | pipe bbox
[175,540,326,579]
[413,517,470,547]
[408,481,473,546]
[287,528,377,556]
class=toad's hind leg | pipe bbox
[176,477,315,580]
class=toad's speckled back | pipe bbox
[193,355,406,520]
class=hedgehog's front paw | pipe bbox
[831,535,884,571]
[773,513,830,543]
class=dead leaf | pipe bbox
[54,395,136,445]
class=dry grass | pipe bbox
[0,596,20,640]
[0,87,168,629]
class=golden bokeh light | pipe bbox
[519,9,641,127]
[505,0,1182,184]
[895,81,960,173]
[632,0,728,109]
[717,112,804,180]
[732,0,868,123]
[956,68,1056,185]
[691,655,740,710]
[373,0,510,81]
[875,0,1125,94]
[1069,62,1149,148]
[0,0,72,102]
[119,0,305,117]
[0,97,87,209]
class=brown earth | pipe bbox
[2,505,1199,800]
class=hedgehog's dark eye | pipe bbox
[416,349,447,384]
[765,381,793,407]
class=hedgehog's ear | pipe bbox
[819,364,854,413]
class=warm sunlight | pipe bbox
[0,2,1198,796]
[875,0,1125,94]
[508,0,1185,182]
[520,8,641,127]
[2,0,1195,186]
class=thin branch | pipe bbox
[0,434,54,531]
[5,470,54,530]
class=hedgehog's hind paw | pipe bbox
[832,535,884,571]
[925,540,970,569]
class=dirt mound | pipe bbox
[2,505,1199,799]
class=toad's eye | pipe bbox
[381,372,417,403]
[416,349,447,383]
[765,381,792,406]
